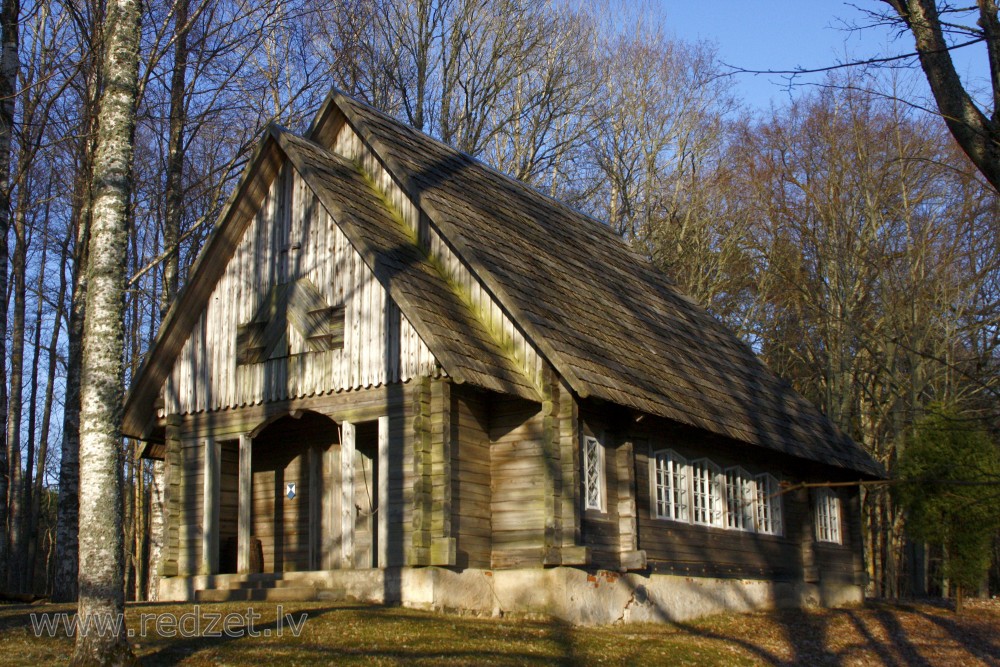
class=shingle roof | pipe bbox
[127,88,881,479]
[325,92,882,478]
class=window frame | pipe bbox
[652,449,689,522]
[690,458,724,527]
[814,488,842,544]
[754,472,783,536]
[724,466,757,532]
[582,434,606,512]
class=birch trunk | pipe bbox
[54,14,102,602]
[147,460,165,601]
[70,0,141,661]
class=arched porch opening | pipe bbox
[243,411,340,573]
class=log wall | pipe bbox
[450,385,492,568]
[490,396,547,568]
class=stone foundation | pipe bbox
[159,567,863,625]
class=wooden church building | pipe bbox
[124,91,882,623]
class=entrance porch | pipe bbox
[186,409,391,578]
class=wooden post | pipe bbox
[308,444,321,570]
[237,433,252,574]
[341,421,355,568]
[428,379,456,566]
[378,415,389,568]
[321,444,339,569]
[200,437,220,574]
[162,416,183,577]
[800,488,818,583]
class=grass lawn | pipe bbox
[0,598,997,665]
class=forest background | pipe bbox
[0,0,998,608]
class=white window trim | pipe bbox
[652,449,689,522]
[724,466,757,532]
[690,458,724,527]
[815,488,842,544]
[649,448,789,538]
[754,473,783,536]
[582,434,606,512]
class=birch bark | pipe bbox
[71,0,141,661]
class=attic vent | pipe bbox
[236,278,345,365]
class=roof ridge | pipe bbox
[327,91,677,285]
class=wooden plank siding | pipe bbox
[161,161,436,418]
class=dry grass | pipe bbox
[0,598,997,666]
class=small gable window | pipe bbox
[582,435,605,512]
[815,488,842,544]
[653,449,689,522]
[236,279,345,365]
[755,473,783,536]
[690,458,724,527]
[724,467,756,531]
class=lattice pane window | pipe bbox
[583,435,604,511]
[654,450,689,522]
[725,467,756,531]
[690,458,724,527]
[815,488,842,543]
[755,473,783,535]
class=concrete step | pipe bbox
[195,586,318,603]
[226,578,322,590]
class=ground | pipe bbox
[0,598,997,665]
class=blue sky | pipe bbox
[657,1,990,112]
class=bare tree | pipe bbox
[481,2,601,195]
[71,0,141,659]
[28,220,69,594]
[54,0,103,603]
[729,79,1000,595]
[879,0,1000,193]
[0,0,17,595]
[585,28,735,245]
